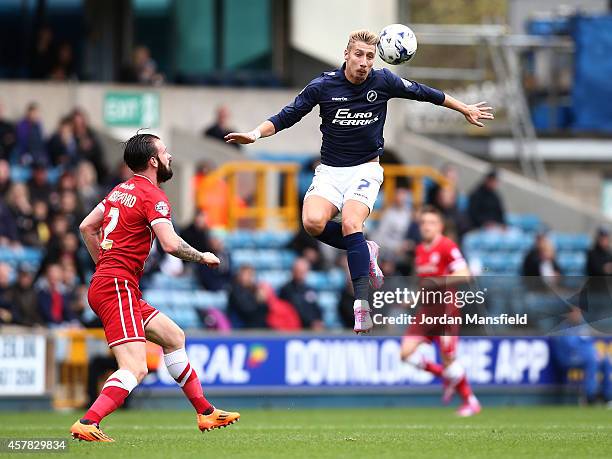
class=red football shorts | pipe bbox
[404,302,460,358]
[88,276,160,347]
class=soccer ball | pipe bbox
[377,24,417,65]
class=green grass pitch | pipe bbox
[1,407,611,458]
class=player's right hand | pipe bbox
[224,132,257,144]
[201,252,221,267]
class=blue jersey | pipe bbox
[268,64,445,167]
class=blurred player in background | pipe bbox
[70,133,239,442]
[400,205,481,417]
[225,30,493,334]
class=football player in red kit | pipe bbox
[70,133,240,442]
[400,205,481,416]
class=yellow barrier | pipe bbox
[196,161,300,231]
[372,164,450,219]
[52,328,161,410]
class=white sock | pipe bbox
[353,299,370,311]
[164,348,193,387]
[102,369,138,392]
[442,360,465,385]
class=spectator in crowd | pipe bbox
[119,46,164,85]
[106,160,133,191]
[434,185,471,241]
[586,227,612,276]
[196,236,232,291]
[31,200,51,247]
[31,26,56,79]
[43,214,71,266]
[28,161,57,204]
[0,102,16,160]
[70,284,100,327]
[468,169,505,229]
[58,190,84,233]
[6,183,37,247]
[71,109,108,182]
[288,224,326,270]
[552,306,611,405]
[16,103,48,166]
[395,205,423,276]
[57,171,78,194]
[426,163,459,206]
[0,199,18,246]
[47,116,79,168]
[75,161,102,211]
[49,42,77,81]
[181,210,211,253]
[5,266,43,326]
[39,232,86,285]
[227,265,269,329]
[0,159,12,199]
[278,258,324,331]
[0,262,13,324]
[522,232,562,279]
[36,263,75,325]
[204,106,240,150]
[371,187,412,262]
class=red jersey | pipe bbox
[92,174,172,286]
[415,235,466,277]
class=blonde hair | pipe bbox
[347,29,379,50]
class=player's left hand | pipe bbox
[201,252,221,268]
[464,101,494,127]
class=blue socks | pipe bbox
[344,232,370,301]
[314,223,370,301]
[315,221,346,250]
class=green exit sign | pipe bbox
[104,92,160,127]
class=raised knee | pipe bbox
[303,214,326,236]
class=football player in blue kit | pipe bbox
[225,30,494,334]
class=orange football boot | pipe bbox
[197,408,240,432]
[70,420,114,442]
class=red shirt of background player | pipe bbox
[411,235,467,337]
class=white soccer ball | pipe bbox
[377,24,417,65]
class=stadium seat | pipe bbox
[551,233,591,252]
[558,252,586,275]
[507,214,542,232]
[317,291,340,328]
[231,249,296,270]
[149,272,199,290]
[257,269,292,290]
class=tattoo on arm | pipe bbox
[171,238,203,263]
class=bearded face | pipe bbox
[156,157,173,183]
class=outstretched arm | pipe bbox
[225,77,321,145]
[442,94,494,128]
[152,220,220,267]
[224,120,276,145]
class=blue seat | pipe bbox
[551,233,591,252]
[257,270,291,290]
[507,214,542,232]
[252,231,293,248]
[558,251,586,275]
[231,249,296,270]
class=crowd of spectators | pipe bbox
[0,101,113,328]
[2,105,612,335]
